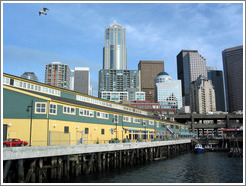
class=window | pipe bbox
[49,104,57,114]
[96,112,109,119]
[64,126,69,133]
[85,128,89,134]
[14,80,18,86]
[123,116,131,122]
[143,120,147,126]
[35,103,46,114]
[63,106,75,115]
[79,109,94,117]
[3,77,10,84]
[149,120,154,125]
[101,129,105,135]
[113,115,119,123]
[133,118,140,123]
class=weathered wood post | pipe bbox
[18,159,24,183]
[98,153,102,172]
[3,160,12,182]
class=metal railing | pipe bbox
[3,136,193,147]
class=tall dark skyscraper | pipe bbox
[222,45,243,112]
[71,67,90,95]
[177,50,207,106]
[207,67,226,112]
[177,50,207,97]
[138,60,164,102]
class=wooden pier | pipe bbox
[3,139,192,183]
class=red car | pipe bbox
[3,138,28,147]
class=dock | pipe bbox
[3,139,191,183]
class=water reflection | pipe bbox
[61,152,243,183]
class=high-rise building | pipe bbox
[45,62,70,89]
[21,72,38,82]
[70,70,75,90]
[207,67,226,112]
[73,67,90,95]
[103,20,127,70]
[177,50,207,105]
[189,75,216,114]
[98,69,145,103]
[138,60,164,102]
[222,45,243,113]
[89,85,93,96]
[155,72,182,111]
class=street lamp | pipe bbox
[27,100,33,146]
[113,115,118,139]
[143,121,147,142]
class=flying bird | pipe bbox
[39,8,49,16]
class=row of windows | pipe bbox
[79,109,94,117]
[4,76,148,117]
[34,103,181,130]
[3,77,61,97]
[76,95,148,116]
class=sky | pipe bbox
[2,1,244,97]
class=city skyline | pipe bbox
[2,2,244,97]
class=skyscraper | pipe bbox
[21,72,38,82]
[155,72,182,111]
[207,67,226,112]
[189,76,216,114]
[103,20,127,70]
[177,50,207,105]
[138,60,164,102]
[45,62,70,89]
[222,45,243,113]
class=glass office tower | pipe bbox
[103,20,127,70]
[155,72,182,110]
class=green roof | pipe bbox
[157,72,169,76]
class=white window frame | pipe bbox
[35,102,47,114]
[63,106,76,115]
[149,120,154,125]
[3,77,10,85]
[123,116,132,122]
[49,104,57,115]
[113,115,119,123]
[96,112,109,119]
[14,80,18,86]
[79,108,94,117]
[143,120,147,126]
[133,118,140,123]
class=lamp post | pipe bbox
[27,100,33,146]
[143,121,146,142]
[113,115,118,139]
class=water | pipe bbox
[61,152,243,183]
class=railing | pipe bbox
[3,136,194,147]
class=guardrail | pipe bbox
[3,137,193,147]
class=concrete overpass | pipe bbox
[166,113,243,131]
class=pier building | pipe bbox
[3,73,192,146]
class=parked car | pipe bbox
[3,138,28,147]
